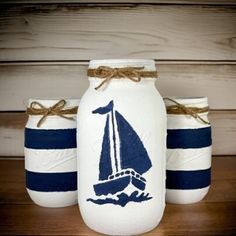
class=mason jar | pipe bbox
[24,98,79,207]
[77,59,166,235]
[164,97,212,204]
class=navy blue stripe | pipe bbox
[25,128,77,149]
[166,168,211,190]
[167,127,212,149]
[26,170,77,192]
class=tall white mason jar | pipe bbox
[25,98,79,207]
[164,97,212,204]
[77,59,166,235]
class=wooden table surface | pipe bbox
[0,156,236,236]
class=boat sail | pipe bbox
[92,100,152,197]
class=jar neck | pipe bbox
[164,97,210,125]
[88,59,156,71]
[88,59,157,90]
[26,98,79,128]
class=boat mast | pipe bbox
[111,106,119,173]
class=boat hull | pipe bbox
[94,175,146,196]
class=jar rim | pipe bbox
[27,98,80,108]
[164,96,208,107]
[89,59,156,70]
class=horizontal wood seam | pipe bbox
[0,155,233,160]
[1,60,236,66]
[1,2,236,6]
[0,109,236,113]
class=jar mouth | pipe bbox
[27,98,80,108]
[89,59,156,71]
[164,96,208,108]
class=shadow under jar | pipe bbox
[24,98,79,207]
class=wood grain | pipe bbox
[0,157,235,235]
[0,159,31,205]
[1,0,236,5]
[0,1,235,234]
[0,4,235,61]
[0,110,236,156]
[0,202,235,235]
[210,111,236,156]
[0,63,235,110]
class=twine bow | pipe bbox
[164,97,210,125]
[26,99,78,127]
[87,66,158,90]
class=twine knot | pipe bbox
[87,66,158,90]
[164,97,210,125]
[26,99,78,127]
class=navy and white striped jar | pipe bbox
[24,98,79,207]
[164,97,212,204]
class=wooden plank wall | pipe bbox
[0,1,235,157]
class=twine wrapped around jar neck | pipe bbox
[26,99,78,127]
[164,97,210,125]
[87,66,158,90]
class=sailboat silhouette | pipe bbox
[87,100,152,207]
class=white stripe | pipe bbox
[27,189,77,207]
[166,186,210,204]
[26,115,77,130]
[25,148,77,172]
[167,114,210,129]
[166,146,212,171]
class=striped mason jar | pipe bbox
[24,98,79,207]
[164,97,212,204]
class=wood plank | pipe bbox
[1,1,236,5]
[0,127,23,156]
[158,64,236,110]
[0,5,235,61]
[210,111,236,156]
[0,63,235,110]
[0,202,235,235]
[0,157,235,235]
[0,110,235,156]
[0,159,31,205]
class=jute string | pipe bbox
[164,97,210,125]
[87,66,158,90]
[26,99,78,127]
